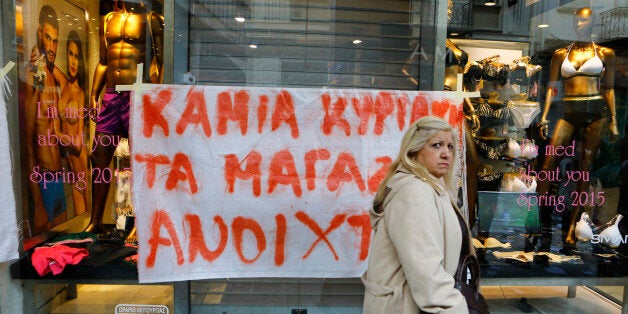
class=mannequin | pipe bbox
[537,7,618,247]
[87,0,164,234]
[445,38,481,227]
[446,0,481,227]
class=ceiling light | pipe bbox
[235,16,245,22]
[538,24,549,28]
[249,43,258,49]
[484,1,496,6]
[450,32,459,36]
[352,39,362,44]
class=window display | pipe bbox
[457,8,626,284]
[536,7,618,250]
[2,0,626,313]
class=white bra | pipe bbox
[560,43,604,78]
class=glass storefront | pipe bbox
[1,0,626,312]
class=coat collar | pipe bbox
[394,164,446,196]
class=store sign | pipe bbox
[115,304,168,314]
[0,62,19,263]
[131,85,466,283]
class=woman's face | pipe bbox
[67,41,79,79]
[415,130,454,179]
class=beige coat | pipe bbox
[362,168,470,314]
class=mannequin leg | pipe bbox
[564,118,606,244]
[85,132,118,234]
[537,120,575,251]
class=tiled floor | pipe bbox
[48,284,623,313]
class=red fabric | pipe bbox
[31,245,89,276]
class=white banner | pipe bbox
[0,62,19,263]
[131,85,466,283]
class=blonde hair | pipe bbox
[373,116,457,206]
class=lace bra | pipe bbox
[561,43,604,78]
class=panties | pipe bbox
[561,98,606,127]
[475,138,508,160]
[478,171,504,191]
[509,101,541,129]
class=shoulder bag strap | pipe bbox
[453,206,481,289]
[454,208,470,259]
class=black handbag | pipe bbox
[453,208,490,314]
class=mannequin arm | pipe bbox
[538,49,563,140]
[90,14,110,118]
[90,63,106,110]
[463,97,480,133]
[604,89,619,140]
[149,12,165,84]
[601,47,618,140]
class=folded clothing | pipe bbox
[31,245,89,276]
[86,241,137,267]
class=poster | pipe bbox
[131,85,466,283]
[0,64,19,262]
[18,0,89,236]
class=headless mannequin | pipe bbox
[444,39,481,227]
[537,7,618,247]
[445,1,481,226]
[86,0,164,235]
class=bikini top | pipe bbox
[560,43,604,78]
[445,46,469,68]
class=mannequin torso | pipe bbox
[103,6,148,87]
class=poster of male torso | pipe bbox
[17,0,89,238]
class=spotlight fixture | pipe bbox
[538,24,549,28]
[235,16,245,22]
[352,39,362,44]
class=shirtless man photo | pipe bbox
[24,5,66,233]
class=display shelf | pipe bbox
[11,249,628,313]
[480,254,628,313]
[10,256,189,313]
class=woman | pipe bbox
[362,116,474,313]
[53,30,88,215]
[537,7,618,246]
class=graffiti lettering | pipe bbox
[144,210,371,268]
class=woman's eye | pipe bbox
[432,143,441,148]
[448,144,454,150]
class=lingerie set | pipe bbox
[558,43,606,127]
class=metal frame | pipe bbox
[600,7,628,41]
